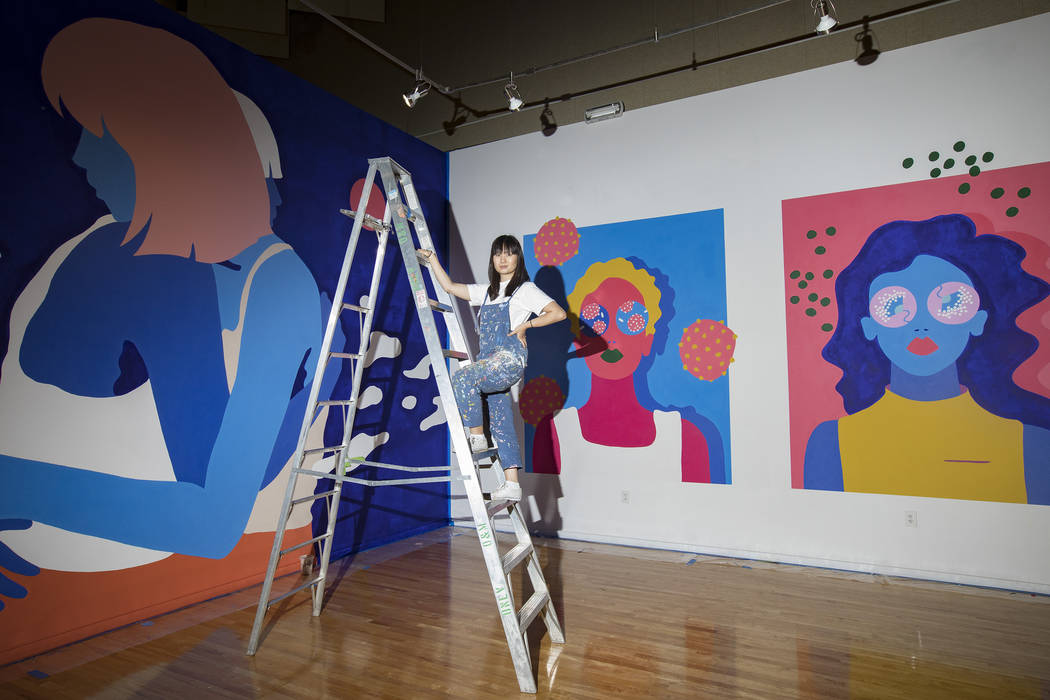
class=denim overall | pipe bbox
[451,294,528,471]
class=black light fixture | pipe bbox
[855,17,880,66]
[540,103,557,137]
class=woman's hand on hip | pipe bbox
[509,324,528,347]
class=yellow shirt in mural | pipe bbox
[838,389,1027,503]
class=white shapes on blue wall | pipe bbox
[420,395,447,431]
[402,395,417,410]
[359,385,382,410]
[348,429,389,460]
[403,353,431,380]
[364,331,401,367]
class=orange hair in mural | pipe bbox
[41,18,270,262]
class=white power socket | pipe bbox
[621,490,630,504]
[904,510,918,528]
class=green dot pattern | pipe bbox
[1018,187,1031,198]
[808,292,818,302]
[1006,207,1019,217]
[982,152,994,163]
[805,308,817,317]
[825,227,836,236]
[820,297,831,306]
[965,155,977,166]
[805,272,814,280]
[953,141,965,152]
[798,280,808,289]
[815,246,826,255]
[821,323,833,332]
[928,151,939,161]
[991,187,1004,199]
[958,183,970,194]
[931,168,941,178]
[903,157,914,169]
[969,166,981,177]
[823,269,834,279]
[790,296,800,304]
[943,158,955,169]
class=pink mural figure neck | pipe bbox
[578,373,657,446]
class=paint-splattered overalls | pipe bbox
[451,292,528,470]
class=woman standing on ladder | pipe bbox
[419,235,566,501]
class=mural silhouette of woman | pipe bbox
[0,18,328,610]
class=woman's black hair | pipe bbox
[487,234,530,300]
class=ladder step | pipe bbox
[294,468,466,488]
[428,299,452,313]
[339,208,389,232]
[444,349,469,360]
[291,489,338,506]
[501,542,533,574]
[303,444,348,456]
[317,399,355,407]
[342,302,370,313]
[344,457,459,473]
[342,474,468,487]
[280,533,329,557]
[517,590,550,631]
[486,499,512,518]
[329,352,361,360]
[266,574,326,608]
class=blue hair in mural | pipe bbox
[805,214,1050,504]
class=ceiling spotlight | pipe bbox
[584,101,624,124]
[540,104,557,137]
[855,17,880,66]
[813,0,837,35]
[402,71,430,108]
[504,73,524,112]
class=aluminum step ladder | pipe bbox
[245,156,564,693]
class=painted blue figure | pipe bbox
[419,236,566,501]
[804,214,1050,504]
[0,17,334,614]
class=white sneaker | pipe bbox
[469,434,490,453]
[490,481,522,502]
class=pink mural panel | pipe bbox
[784,160,1050,495]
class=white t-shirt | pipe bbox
[467,280,553,330]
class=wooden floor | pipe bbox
[2,527,1049,699]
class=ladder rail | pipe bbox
[248,162,382,650]
[312,180,393,616]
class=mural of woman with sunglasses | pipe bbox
[533,257,712,483]
[804,214,1050,504]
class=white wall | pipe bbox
[448,15,1050,593]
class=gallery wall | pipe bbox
[0,0,449,663]
[448,14,1050,593]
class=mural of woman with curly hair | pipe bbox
[804,214,1050,503]
[533,257,712,482]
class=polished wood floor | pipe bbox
[2,527,1049,699]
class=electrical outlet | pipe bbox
[904,510,918,528]
[621,490,630,504]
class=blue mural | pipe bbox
[0,0,449,661]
